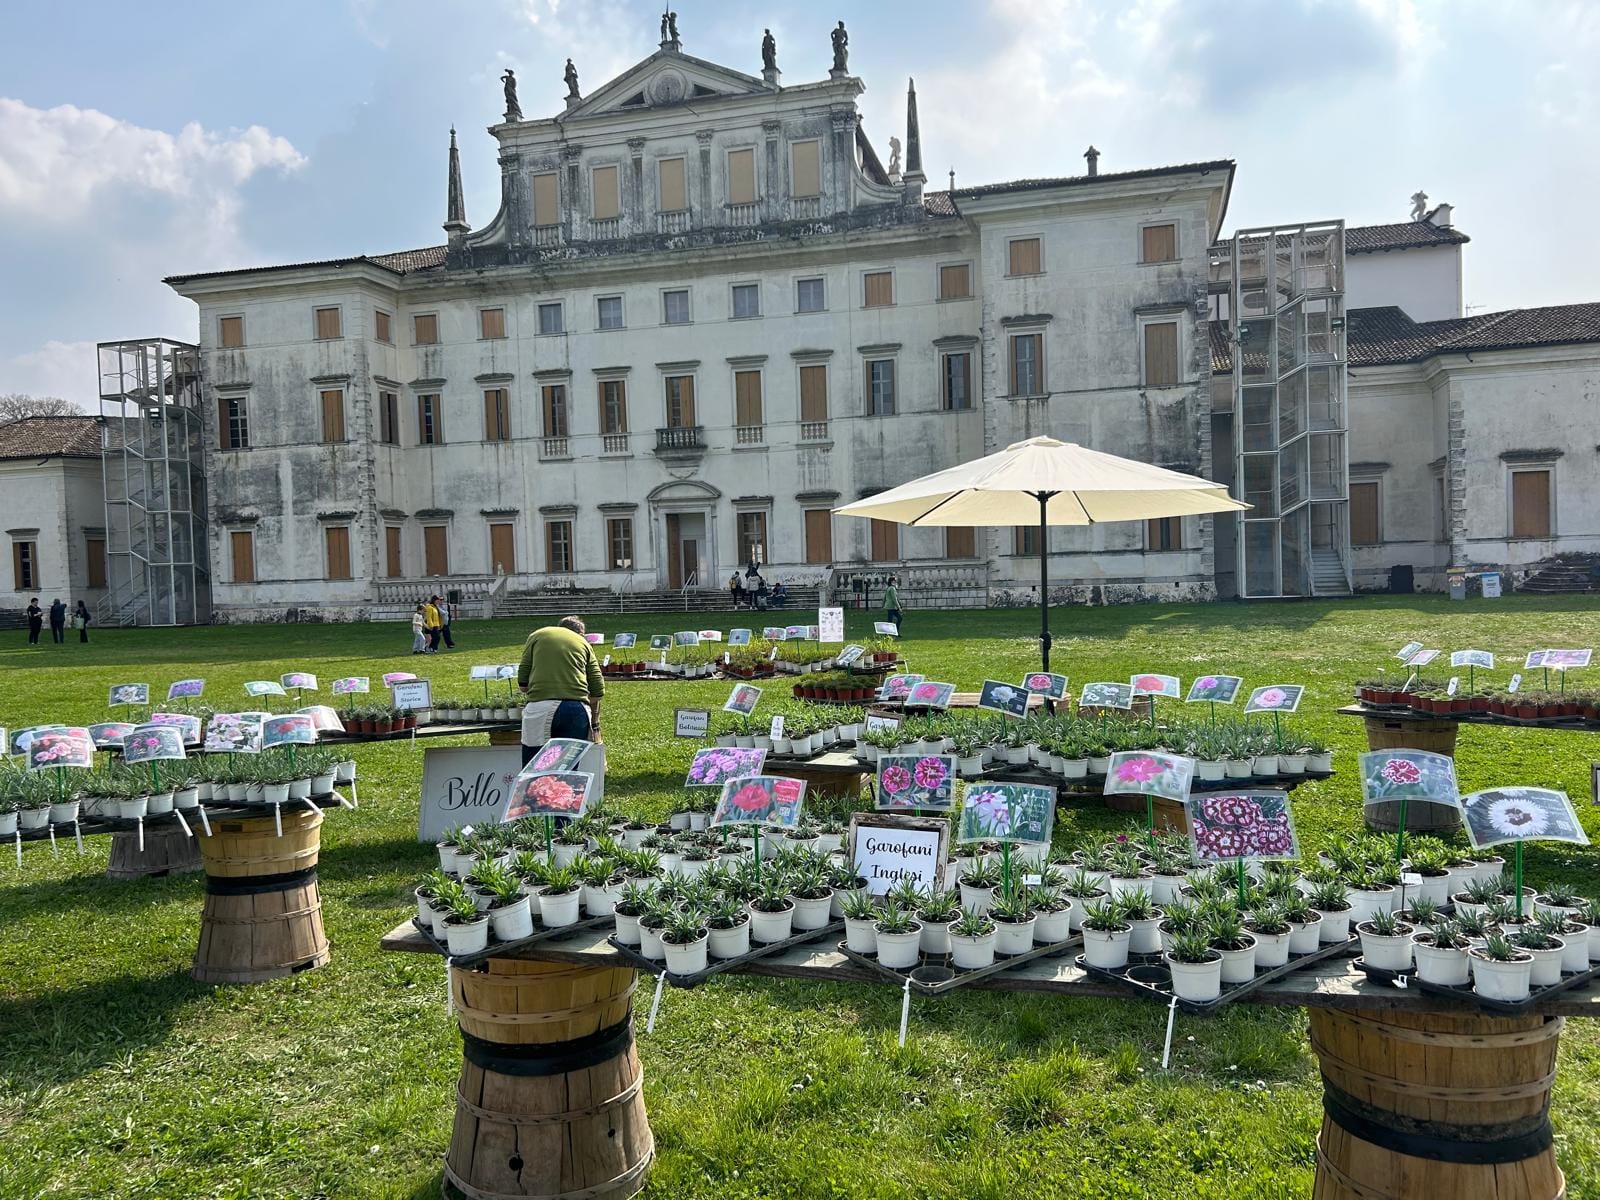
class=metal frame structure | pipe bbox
[1214,221,1351,598]
[97,338,212,626]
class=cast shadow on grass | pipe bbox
[0,865,201,922]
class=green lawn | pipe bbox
[4,596,1600,1199]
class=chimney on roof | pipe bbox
[444,127,470,241]
[1428,202,1454,229]
[1084,145,1099,177]
[902,78,925,207]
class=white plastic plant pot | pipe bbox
[1251,755,1279,776]
[839,723,861,743]
[146,792,174,815]
[227,782,250,803]
[311,772,335,796]
[1128,915,1164,956]
[687,812,709,832]
[1524,940,1566,987]
[959,883,996,915]
[175,787,201,810]
[1087,756,1112,776]
[708,920,751,959]
[416,890,437,928]
[263,782,290,806]
[1054,758,1084,780]
[749,903,795,944]
[584,884,618,918]
[1217,936,1258,983]
[1403,873,1452,908]
[637,923,667,960]
[919,917,954,955]
[117,796,149,821]
[1165,952,1223,1003]
[1107,874,1153,900]
[48,800,80,825]
[444,915,491,957]
[1225,759,1253,779]
[1315,907,1352,943]
[667,812,692,832]
[1033,908,1071,944]
[816,833,844,855]
[875,925,924,969]
[1279,754,1308,775]
[1345,886,1398,924]
[678,856,711,880]
[771,737,793,757]
[1469,858,1505,888]
[1451,896,1488,923]
[1559,924,1591,973]
[994,915,1037,956]
[1358,924,1415,972]
[958,755,984,778]
[469,887,494,913]
[336,760,357,783]
[537,887,582,928]
[1412,936,1470,986]
[1470,949,1533,1002]
[1196,761,1226,782]
[949,929,996,970]
[1067,895,1104,934]
[287,778,312,801]
[664,934,709,976]
[1287,916,1323,955]
[1308,751,1333,773]
[490,896,535,942]
[844,917,879,955]
[552,842,584,870]
[613,911,643,946]
[830,884,862,920]
[1148,874,1185,906]
[0,811,18,837]
[792,893,834,931]
[195,781,214,802]
[1082,925,1132,970]
[734,735,755,750]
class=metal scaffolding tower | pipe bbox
[97,338,212,625]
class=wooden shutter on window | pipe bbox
[1349,482,1380,545]
[217,396,232,448]
[728,149,756,204]
[219,316,244,348]
[423,526,449,576]
[1144,322,1179,387]
[413,313,438,345]
[804,510,833,564]
[325,526,352,580]
[480,309,505,339]
[384,527,402,578]
[374,310,391,343]
[946,527,976,558]
[665,377,695,428]
[1142,223,1177,263]
[792,141,821,197]
[863,272,893,307]
[483,389,510,441]
[12,542,25,590]
[592,165,619,219]
[315,308,341,339]
[870,519,899,561]
[532,173,559,226]
[86,537,107,588]
[1008,238,1041,275]
[489,523,516,574]
[231,531,255,583]
[659,158,687,211]
[734,371,762,427]
[1146,517,1184,551]
[542,386,567,436]
[799,365,827,422]
[939,264,970,299]
[320,390,345,442]
[1512,471,1551,538]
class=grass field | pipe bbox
[4,595,1600,1199]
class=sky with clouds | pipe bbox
[2,0,1596,408]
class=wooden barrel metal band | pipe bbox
[453,1074,644,1126]
[459,979,639,1026]
[1308,1032,1558,1101]
[1312,1141,1394,1200]
[1331,1010,1564,1048]
[444,1154,651,1200]
[460,1018,634,1077]
[201,903,323,926]
[1322,1083,1555,1164]
[204,866,318,896]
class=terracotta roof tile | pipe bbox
[922,191,957,218]
[0,416,102,461]
[950,160,1234,202]
[165,246,446,285]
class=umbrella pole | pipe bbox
[1037,492,1052,676]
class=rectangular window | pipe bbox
[374,310,392,344]
[219,315,244,348]
[596,295,623,330]
[591,165,619,220]
[418,394,444,445]
[1141,223,1178,264]
[483,388,511,441]
[664,375,696,428]
[942,351,972,411]
[662,289,690,325]
[384,526,402,578]
[658,157,687,211]
[791,140,821,198]
[946,527,976,559]
[413,313,439,345]
[546,521,574,573]
[731,283,760,319]
[863,271,893,308]
[869,519,899,561]
[607,517,635,569]
[727,148,757,205]
[542,385,568,437]
[423,525,449,577]
[796,277,825,313]
[799,364,828,423]
[229,531,254,584]
[218,396,249,449]
[1349,482,1380,546]
[938,264,971,300]
[1010,333,1043,396]
[488,522,516,574]
[479,307,506,340]
[536,302,563,335]
[867,359,896,416]
[600,380,628,434]
[1146,516,1184,551]
[1143,321,1179,387]
[85,535,107,588]
[532,172,559,227]
[320,389,346,442]
[734,370,763,429]
[324,526,352,580]
[1014,526,1040,556]
[11,540,36,589]
[378,390,399,445]
[1511,470,1552,538]
[738,511,769,566]
[314,306,342,340]
[804,510,833,564]
[1008,237,1042,276]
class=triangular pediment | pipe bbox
[565,51,768,119]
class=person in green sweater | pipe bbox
[516,615,605,765]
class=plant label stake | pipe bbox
[1395,796,1408,864]
[545,815,554,867]
[273,801,282,839]
[47,823,58,855]
[445,958,453,1017]
[1161,995,1179,1070]
[73,818,84,854]
[1514,842,1525,920]
[197,805,212,837]
[898,977,912,1048]
[13,832,21,868]
[1146,795,1156,850]
[136,815,145,854]
[1509,673,1521,694]
[647,972,666,1034]
[172,809,191,839]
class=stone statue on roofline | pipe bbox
[500,69,522,122]
[888,137,902,179]
[762,28,777,72]
[668,12,679,44]
[1410,190,1428,222]
[564,58,580,100]
[831,21,848,74]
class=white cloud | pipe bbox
[3,340,99,410]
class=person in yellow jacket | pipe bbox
[421,598,442,653]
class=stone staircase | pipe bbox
[1310,547,1351,597]
[494,586,821,618]
[1518,556,1600,595]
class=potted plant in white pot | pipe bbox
[749,877,796,944]
[534,865,582,928]
[442,887,491,956]
[1533,883,1585,923]
[1157,898,1203,955]
[873,903,924,969]
[707,892,753,959]
[662,907,710,976]
[1081,898,1133,970]
[1512,922,1567,987]
[1029,884,1072,945]
[1345,864,1401,923]
[1209,909,1258,984]
[990,889,1037,955]
[1470,931,1534,1002]
[1165,930,1224,1003]
[1308,879,1354,943]
[578,858,622,917]
[1356,907,1415,972]
[1121,890,1165,956]
[1452,875,1502,922]
[1282,897,1323,954]
[1401,841,1453,908]
[828,861,868,919]
[958,859,1001,915]
[915,888,961,954]
[481,864,534,943]
[1063,870,1109,933]
[415,869,452,930]
[841,888,881,954]
[612,881,654,946]
[1412,918,1471,986]
[637,899,671,960]
[788,858,835,931]
[947,906,997,970]
[1106,850,1154,900]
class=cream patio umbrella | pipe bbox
[833,437,1249,674]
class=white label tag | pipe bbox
[1509,673,1521,693]
[769,715,784,739]
[723,651,730,666]
[603,654,611,667]
[1024,874,1042,887]
[769,647,778,661]
[1446,676,1458,696]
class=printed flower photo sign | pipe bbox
[331,676,369,695]
[727,629,750,647]
[723,683,763,716]
[585,633,605,644]
[1104,751,1195,802]
[295,705,346,734]
[261,714,317,748]
[880,674,924,700]
[469,665,501,681]
[836,644,866,666]
[698,629,723,642]
[712,775,807,829]
[505,770,594,822]
[1358,749,1460,808]
[108,684,149,707]
[1022,672,1069,701]
[1080,682,1134,710]
[12,726,66,755]
[1130,673,1181,700]
[1187,791,1300,863]
[1243,684,1304,714]
[957,782,1055,846]
[1524,650,1548,669]
[785,625,810,640]
[1405,648,1440,667]
[204,713,263,754]
[1395,641,1424,662]
[762,626,786,641]
[1543,649,1592,670]
[122,724,188,765]
[26,730,95,771]
[875,754,956,812]
[1450,650,1495,669]
[650,635,672,650]
[674,631,701,646]
[245,680,288,698]
[685,746,768,788]
[1186,675,1242,704]
[147,712,202,743]
[381,672,416,686]
[526,738,590,774]
[280,672,318,690]
[167,679,205,700]
[874,621,899,636]
[614,633,638,648]
[906,681,956,710]
[88,722,135,749]
[977,680,1030,719]
[1461,787,1589,850]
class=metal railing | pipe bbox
[655,426,704,452]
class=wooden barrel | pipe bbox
[445,959,652,1200]
[106,827,202,879]
[1362,716,1463,834]
[192,810,329,984]
[1308,1008,1565,1200]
